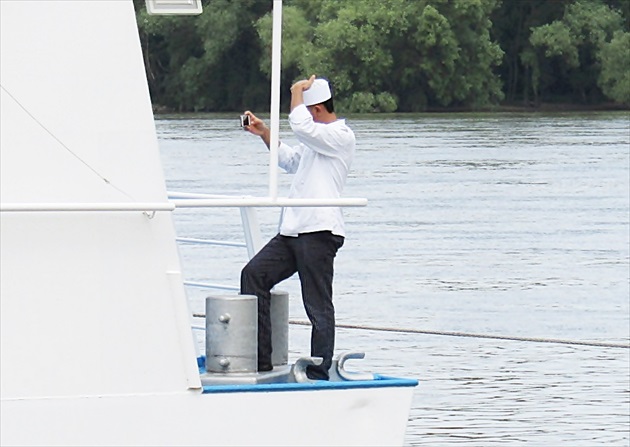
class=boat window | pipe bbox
[146,0,202,15]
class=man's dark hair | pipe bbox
[322,97,334,113]
[320,78,334,113]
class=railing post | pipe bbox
[268,0,282,201]
[239,207,264,259]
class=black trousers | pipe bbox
[240,231,344,379]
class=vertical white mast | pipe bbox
[268,0,282,201]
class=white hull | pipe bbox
[2,385,414,446]
[0,1,416,445]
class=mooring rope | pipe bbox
[289,320,630,349]
[192,313,628,349]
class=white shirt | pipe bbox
[277,104,355,237]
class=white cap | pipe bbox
[303,78,332,106]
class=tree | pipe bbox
[256,0,504,112]
[135,0,271,112]
[526,0,626,103]
[133,0,627,112]
[491,0,571,104]
[598,30,630,104]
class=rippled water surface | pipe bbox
[156,112,630,446]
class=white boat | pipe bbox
[0,1,417,446]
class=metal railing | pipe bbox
[170,190,368,323]
[169,191,265,293]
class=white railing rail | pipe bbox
[0,202,175,212]
[0,196,367,213]
[169,191,368,208]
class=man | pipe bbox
[240,75,355,380]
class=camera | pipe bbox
[240,114,250,127]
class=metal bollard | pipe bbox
[270,290,288,366]
[205,295,257,373]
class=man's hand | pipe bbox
[243,110,271,149]
[290,75,316,94]
[290,75,316,111]
[243,111,266,136]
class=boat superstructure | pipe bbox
[0,1,417,445]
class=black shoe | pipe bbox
[257,363,273,372]
[305,365,329,381]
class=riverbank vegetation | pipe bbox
[134,0,629,113]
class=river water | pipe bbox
[156,112,630,446]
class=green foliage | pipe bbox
[342,91,398,113]
[135,0,271,112]
[256,6,313,77]
[598,30,630,103]
[255,0,503,112]
[491,0,572,103]
[527,0,625,103]
[375,92,399,113]
[531,22,579,66]
[346,92,377,113]
[133,0,628,112]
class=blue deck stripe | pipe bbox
[201,375,419,394]
[197,356,418,394]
